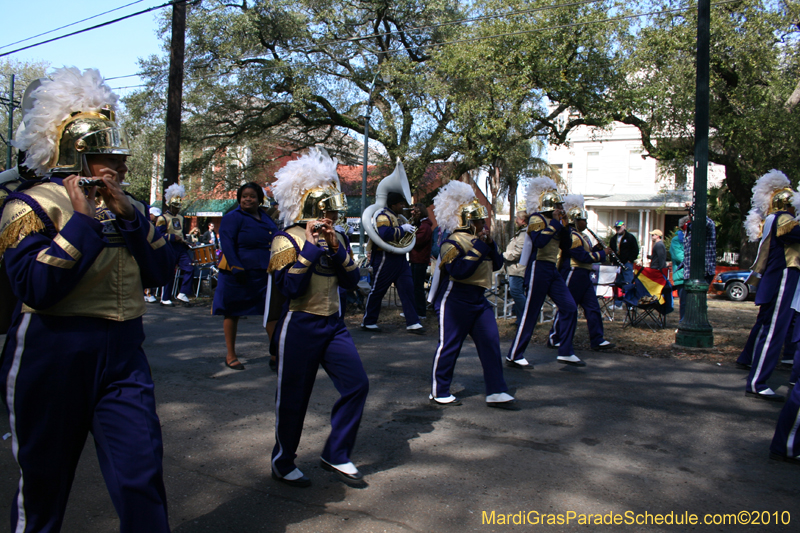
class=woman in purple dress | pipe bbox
[213,182,277,370]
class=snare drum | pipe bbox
[191,244,216,265]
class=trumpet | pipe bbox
[585,227,628,270]
[78,178,131,188]
[395,213,417,248]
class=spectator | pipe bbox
[609,221,639,307]
[671,216,689,321]
[503,210,528,325]
[212,183,277,371]
[684,215,717,284]
[187,226,201,244]
[409,202,433,319]
[202,222,219,249]
[648,229,667,270]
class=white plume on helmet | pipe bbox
[525,177,559,213]
[745,169,792,242]
[562,193,585,213]
[12,67,119,176]
[433,181,476,233]
[744,207,765,242]
[272,147,339,226]
[164,183,186,204]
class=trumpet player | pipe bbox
[548,195,615,353]
[506,177,580,368]
[361,191,425,334]
[429,182,516,408]
[268,147,369,487]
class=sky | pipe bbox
[1,0,169,97]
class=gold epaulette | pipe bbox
[376,213,392,228]
[268,234,298,273]
[528,215,546,233]
[776,214,798,237]
[0,200,46,256]
[571,234,583,249]
[439,243,460,267]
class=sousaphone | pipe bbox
[362,158,416,253]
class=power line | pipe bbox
[0,0,187,59]
[0,1,147,51]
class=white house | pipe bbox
[547,117,724,263]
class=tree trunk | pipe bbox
[722,165,755,269]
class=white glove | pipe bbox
[401,224,414,232]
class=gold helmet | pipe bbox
[456,199,489,230]
[11,68,127,177]
[567,206,588,224]
[540,190,563,213]
[769,188,795,214]
[298,186,348,223]
[50,108,130,174]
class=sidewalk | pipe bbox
[0,303,797,532]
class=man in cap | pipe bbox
[648,229,667,270]
[610,220,639,307]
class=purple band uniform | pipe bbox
[432,231,509,398]
[508,213,577,362]
[0,178,174,532]
[362,207,419,327]
[268,226,368,476]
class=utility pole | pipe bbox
[676,0,714,347]
[163,0,187,191]
[359,75,378,256]
[5,74,14,170]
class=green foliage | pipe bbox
[0,58,49,171]
[127,0,632,195]
[616,0,800,215]
[707,184,741,254]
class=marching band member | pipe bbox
[737,170,800,401]
[506,177,580,368]
[0,67,173,532]
[268,147,368,488]
[548,195,614,353]
[429,181,516,408]
[156,183,193,305]
[770,181,800,464]
[361,161,424,334]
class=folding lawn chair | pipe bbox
[621,266,674,332]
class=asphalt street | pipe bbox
[0,303,798,532]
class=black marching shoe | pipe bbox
[557,354,587,367]
[320,459,367,488]
[271,469,311,488]
[769,452,800,466]
[745,388,785,402]
[592,341,615,351]
[505,357,532,370]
